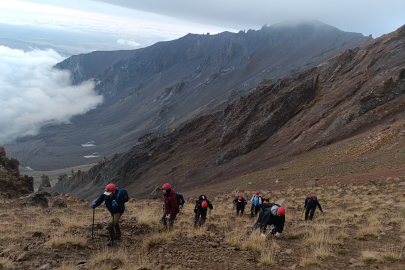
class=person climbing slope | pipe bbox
[250,191,262,217]
[193,195,213,227]
[233,196,247,216]
[92,183,126,246]
[256,203,285,238]
[161,183,179,230]
[304,194,324,220]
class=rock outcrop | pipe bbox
[0,147,33,198]
[38,174,51,191]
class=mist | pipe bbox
[0,46,103,144]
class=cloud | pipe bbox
[117,39,141,47]
[0,46,103,144]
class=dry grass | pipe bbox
[46,233,87,248]
[143,231,173,250]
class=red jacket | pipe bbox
[164,189,179,215]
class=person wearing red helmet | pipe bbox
[254,203,285,238]
[250,191,262,217]
[161,183,179,230]
[193,195,213,227]
[304,194,323,220]
[232,196,247,216]
[92,183,126,246]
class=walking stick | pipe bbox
[112,207,114,247]
[92,208,95,240]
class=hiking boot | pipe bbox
[107,240,113,246]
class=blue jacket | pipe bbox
[250,195,262,206]
[304,196,323,212]
[94,191,125,215]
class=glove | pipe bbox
[261,233,266,238]
[269,228,276,235]
[91,203,96,209]
[275,232,281,238]
[112,200,118,208]
[165,214,171,220]
[179,205,183,209]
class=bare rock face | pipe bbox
[149,186,163,200]
[0,147,34,198]
[38,174,51,192]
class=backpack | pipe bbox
[174,191,185,206]
[116,187,129,203]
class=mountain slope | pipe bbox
[51,24,405,199]
[5,21,371,171]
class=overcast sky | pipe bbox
[0,0,404,52]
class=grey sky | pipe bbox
[93,0,405,38]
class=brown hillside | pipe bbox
[53,25,405,200]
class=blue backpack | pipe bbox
[116,187,129,203]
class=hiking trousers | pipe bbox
[236,207,244,216]
[106,212,122,239]
[251,204,261,217]
[194,210,207,226]
[305,206,316,220]
[161,213,177,230]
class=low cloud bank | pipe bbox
[117,39,141,47]
[0,46,103,144]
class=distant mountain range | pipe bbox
[51,23,405,199]
[5,20,372,171]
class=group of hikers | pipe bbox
[91,183,324,245]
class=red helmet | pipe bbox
[277,207,285,216]
[238,196,242,201]
[202,201,208,208]
[308,194,314,200]
[255,191,259,195]
[162,183,171,190]
[104,184,116,196]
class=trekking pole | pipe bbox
[112,207,114,247]
[92,208,95,240]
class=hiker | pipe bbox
[250,191,262,217]
[162,183,179,230]
[256,203,285,238]
[91,183,125,246]
[262,196,269,203]
[193,195,213,227]
[233,196,247,216]
[304,194,324,220]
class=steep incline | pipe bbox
[52,25,405,199]
[5,21,371,171]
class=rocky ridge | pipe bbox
[51,24,405,200]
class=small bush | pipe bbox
[338,249,347,255]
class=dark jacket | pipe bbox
[94,191,125,215]
[164,189,179,216]
[194,199,213,213]
[304,196,323,212]
[258,203,285,234]
[233,197,247,209]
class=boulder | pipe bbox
[50,218,63,226]
[149,186,163,200]
[52,199,67,208]
[26,194,48,208]
[305,181,318,188]
[274,199,294,208]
